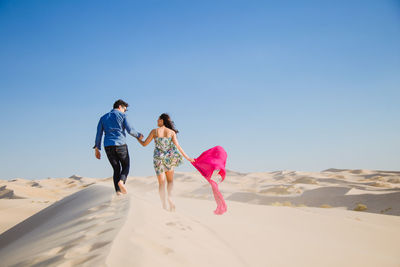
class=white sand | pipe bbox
[0,184,128,266]
[1,169,400,266]
[0,175,99,234]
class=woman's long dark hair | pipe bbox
[159,113,179,133]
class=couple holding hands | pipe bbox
[94,99,193,211]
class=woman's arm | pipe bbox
[138,129,155,147]
[172,133,194,162]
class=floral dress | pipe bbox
[153,131,183,175]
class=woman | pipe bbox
[138,113,193,211]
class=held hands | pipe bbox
[137,134,144,146]
[95,148,101,160]
[187,157,195,163]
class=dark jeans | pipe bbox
[105,144,130,192]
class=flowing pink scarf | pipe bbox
[191,146,227,215]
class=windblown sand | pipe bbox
[0,169,399,266]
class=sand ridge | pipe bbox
[0,185,129,267]
[0,175,103,234]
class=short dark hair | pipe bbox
[113,99,129,109]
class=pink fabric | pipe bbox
[191,146,227,215]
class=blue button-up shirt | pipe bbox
[94,109,142,150]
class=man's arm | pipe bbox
[93,119,103,159]
[123,115,143,139]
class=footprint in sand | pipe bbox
[31,254,66,267]
[97,228,114,235]
[59,236,88,253]
[41,246,63,256]
[12,254,66,267]
[106,217,123,223]
[86,202,111,213]
[62,218,97,230]
[64,244,92,259]
[53,239,112,263]
[69,254,100,266]
[162,247,174,255]
[87,211,115,220]
[166,221,192,231]
[90,241,112,252]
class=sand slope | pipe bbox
[0,175,100,234]
[0,185,128,267]
[0,169,399,266]
[106,178,400,267]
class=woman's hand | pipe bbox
[187,157,195,163]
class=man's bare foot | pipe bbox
[118,181,127,194]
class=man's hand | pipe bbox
[138,134,144,140]
[95,148,101,159]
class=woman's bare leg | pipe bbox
[156,173,167,210]
[165,169,175,212]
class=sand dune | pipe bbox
[0,176,100,234]
[0,168,399,266]
[0,185,128,267]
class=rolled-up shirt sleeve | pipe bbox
[93,118,104,150]
[123,115,142,138]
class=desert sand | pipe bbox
[0,175,100,234]
[0,169,399,266]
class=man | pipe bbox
[94,99,143,195]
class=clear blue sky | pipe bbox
[0,0,399,179]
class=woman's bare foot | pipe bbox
[118,181,127,194]
[168,199,175,212]
[169,204,176,212]
[116,191,122,196]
